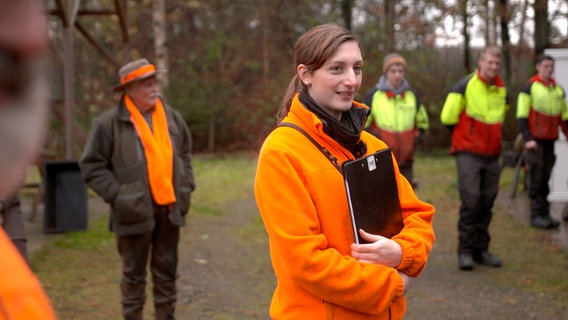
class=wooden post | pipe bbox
[63,20,74,159]
[62,0,80,159]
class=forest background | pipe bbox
[44,0,568,156]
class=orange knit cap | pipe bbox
[382,53,407,74]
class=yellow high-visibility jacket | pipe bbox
[517,74,568,141]
[441,70,508,156]
[364,88,429,164]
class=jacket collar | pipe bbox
[476,69,505,88]
[117,94,166,122]
[531,74,556,87]
[376,75,409,98]
[285,93,369,130]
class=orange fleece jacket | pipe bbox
[0,228,56,319]
[254,94,435,320]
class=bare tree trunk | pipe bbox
[534,0,550,58]
[483,0,491,45]
[518,0,529,47]
[208,110,216,153]
[261,2,270,84]
[384,0,396,53]
[461,0,472,73]
[341,0,353,30]
[152,0,169,89]
[490,1,498,45]
[499,0,512,85]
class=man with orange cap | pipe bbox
[363,53,429,189]
[79,58,195,320]
[0,0,57,318]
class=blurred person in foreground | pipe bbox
[1,194,29,261]
[255,24,435,319]
[441,46,508,271]
[363,52,429,189]
[79,58,195,320]
[0,0,57,318]
[516,54,568,229]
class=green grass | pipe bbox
[29,152,262,319]
[191,152,257,216]
[28,152,567,319]
[414,154,567,297]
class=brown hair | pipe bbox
[479,46,502,61]
[536,54,554,65]
[276,24,360,122]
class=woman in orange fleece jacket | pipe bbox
[254,24,435,320]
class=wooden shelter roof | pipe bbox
[49,0,128,68]
[46,0,130,159]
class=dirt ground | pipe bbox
[24,156,567,320]
[176,198,274,319]
[173,192,567,320]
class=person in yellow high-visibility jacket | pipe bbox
[517,54,568,229]
[363,53,429,189]
[441,46,508,271]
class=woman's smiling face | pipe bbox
[298,40,363,120]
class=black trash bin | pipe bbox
[43,160,88,233]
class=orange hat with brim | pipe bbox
[113,58,165,92]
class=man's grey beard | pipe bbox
[0,72,49,199]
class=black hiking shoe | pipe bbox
[473,251,502,268]
[531,216,560,229]
[458,253,473,270]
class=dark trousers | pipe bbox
[399,162,414,187]
[116,205,179,320]
[455,153,500,254]
[1,195,28,261]
[524,140,556,219]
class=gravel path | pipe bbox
[168,194,567,319]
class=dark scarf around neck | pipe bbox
[299,89,368,158]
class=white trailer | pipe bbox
[544,48,568,204]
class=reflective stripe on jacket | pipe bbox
[255,93,435,320]
[441,71,508,156]
[517,75,568,141]
[364,89,429,164]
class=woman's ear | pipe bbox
[297,64,311,86]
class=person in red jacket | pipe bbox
[363,53,429,189]
[0,0,57,318]
[517,54,568,229]
[441,46,508,270]
[255,24,435,320]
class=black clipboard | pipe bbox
[342,148,403,244]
